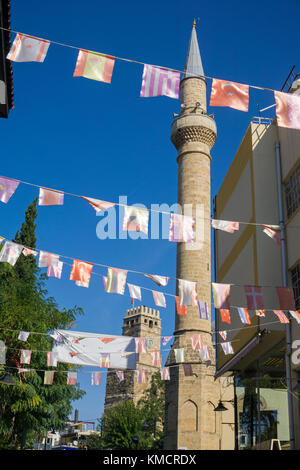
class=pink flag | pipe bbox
[263,225,281,247]
[210,79,249,111]
[152,290,166,308]
[211,219,239,233]
[91,372,101,386]
[160,367,170,380]
[178,279,198,306]
[273,310,289,324]
[151,351,161,367]
[22,247,38,257]
[276,287,295,311]
[47,352,57,367]
[38,251,59,268]
[162,336,172,346]
[191,334,203,351]
[81,196,115,212]
[0,241,23,266]
[136,369,146,384]
[221,342,234,355]
[144,274,169,287]
[0,177,19,203]
[116,370,124,382]
[169,213,194,243]
[140,64,180,99]
[212,283,231,309]
[244,285,264,310]
[67,372,77,385]
[47,260,63,279]
[199,345,210,360]
[274,90,300,130]
[7,33,50,62]
[39,188,64,206]
[135,337,147,353]
[20,349,31,364]
[219,331,227,341]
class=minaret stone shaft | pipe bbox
[164,24,222,450]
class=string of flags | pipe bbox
[2,28,300,130]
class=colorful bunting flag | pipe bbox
[140,64,180,99]
[123,206,149,235]
[100,353,110,368]
[175,296,187,316]
[219,331,227,341]
[70,259,93,285]
[38,251,59,268]
[47,260,63,279]
[160,367,170,380]
[0,241,23,266]
[47,352,57,367]
[144,274,169,287]
[276,286,296,311]
[221,342,234,355]
[7,33,50,62]
[199,345,210,360]
[210,78,249,111]
[38,188,64,206]
[183,364,193,376]
[244,285,264,310]
[262,225,281,247]
[169,213,194,243]
[22,247,38,257]
[162,336,172,346]
[151,351,161,367]
[178,279,198,306]
[136,369,146,384]
[81,196,115,212]
[135,337,147,353]
[0,177,19,203]
[190,334,203,351]
[255,310,265,317]
[127,283,142,301]
[20,349,31,364]
[212,283,231,309]
[91,372,101,386]
[273,310,289,324]
[116,370,124,382]
[274,90,300,130]
[44,371,55,385]
[289,311,300,324]
[174,348,184,363]
[67,372,77,385]
[198,301,209,320]
[152,290,166,308]
[73,50,115,83]
[237,307,251,325]
[220,309,231,324]
[211,219,239,233]
[75,280,89,288]
[18,331,30,342]
[105,268,127,295]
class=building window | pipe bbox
[291,264,300,309]
[285,165,300,219]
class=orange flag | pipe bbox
[210,79,249,112]
[175,296,187,316]
[70,259,93,285]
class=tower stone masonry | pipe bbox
[164,23,234,450]
[104,305,162,409]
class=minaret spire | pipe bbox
[184,20,205,79]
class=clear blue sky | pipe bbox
[1,0,299,424]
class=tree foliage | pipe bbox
[100,371,165,450]
[0,199,85,449]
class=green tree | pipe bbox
[0,199,85,449]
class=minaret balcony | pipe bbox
[171,113,217,153]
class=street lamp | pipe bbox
[214,400,228,412]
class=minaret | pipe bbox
[164,22,225,450]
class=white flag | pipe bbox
[127,283,142,301]
[39,188,64,206]
[7,33,50,62]
[152,290,166,308]
[178,279,198,306]
[211,219,239,233]
[174,348,184,363]
[38,251,59,268]
[0,241,23,266]
[105,268,127,295]
[47,260,63,279]
[18,331,30,342]
[144,274,169,286]
[20,349,31,364]
[123,206,149,235]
